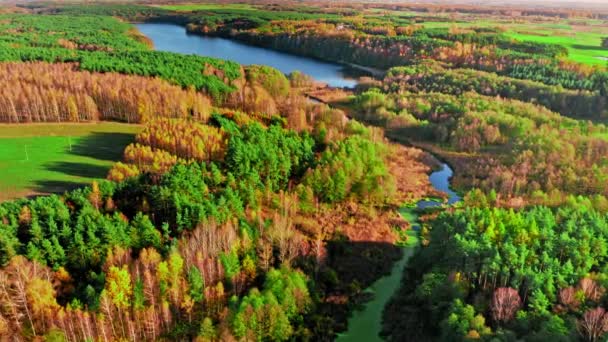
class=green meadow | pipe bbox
[506,29,608,66]
[417,18,608,66]
[0,123,140,201]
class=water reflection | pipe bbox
[136,23,362,88]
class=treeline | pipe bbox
[415,27,567,58]
[188,22,451,70]
[357,2,608,19]
[0,61,312,124]
[352,87,608,202]
[384,63,607,121]
[383,204,608,341]
[38,1,608,21]
[0,244,309,341]
[47,4,174,21]
[0,62,211,123]
[0,14,241,99]
[185,6,336,32]
[187,18,608,93]
[0,46,240,100]
[79,50,240,100]
[0,14,148,51]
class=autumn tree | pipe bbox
[578,307,608,342]
[491,287,521,323]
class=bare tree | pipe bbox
[268,192,302,266]
[491,287,521,323]
[559,286,579,310]
[580,278,605,302]
[578,307,608,342]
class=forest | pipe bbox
[0,110,419,339]
[0,62,212,123]
[0,10,432,337]
[0,14,241,100]
[0,0,608,341]
[383,204,608,341]
[383,62,607,121]
[350,85,608,204]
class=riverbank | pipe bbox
[336,160,461,341]
[336,226,419,342]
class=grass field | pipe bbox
[415,17,608,66]
[506,29,608,66]
[0,122,141,201]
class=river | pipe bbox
[136,23,361,88]
[138,22,460,341]
[336,162,460,341]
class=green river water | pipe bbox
[336,162,460,341]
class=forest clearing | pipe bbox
[0,123,139,201]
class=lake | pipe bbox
[136,22,361,88]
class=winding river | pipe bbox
[138,22,461,341]
[336,163,460,342]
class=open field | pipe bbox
[506,29,608,65]
[388,13,608,65]
[0,122,140,201]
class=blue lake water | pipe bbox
[136,22,360,88]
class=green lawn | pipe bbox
[418,17,608,66]
[0,122,141,201]
[506,30,608,66]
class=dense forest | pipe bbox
[0,109,427,339]
[0,62,212,123]
[350,85,608,203]
[383,62,607,121]
[1,1,608,341]
[0,14,241,100]
[0,14,433,337]
[383,204,608,341]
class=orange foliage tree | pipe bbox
[0,62,211,123]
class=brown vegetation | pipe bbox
[0,62,211,123]
[579,307,608,342]
[135,119,227,162]
[298,142,436,245]
[491,287,521,323]
[0,220,239,341]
